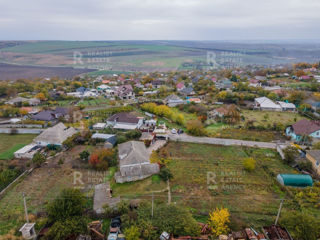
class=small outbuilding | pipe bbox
[91,133,117,147]
[277,174,313,187]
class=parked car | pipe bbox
[107,217,122,240]
[177,129,184,134]
[171,128,177,134]
[110,217,121,229]
[160,231,170,240]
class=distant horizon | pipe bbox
[1,39,320,44]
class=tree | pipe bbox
[159,167,173,181]
[47,188,85,222]
[35,92,46,101]
[279,211,320,240]
[208,207,230,237]
[124,226,140,240]
[32,152,46,167]
[225,105,240,124]
[89,149,116,170]
[243,157,256,171]
[186,119,206,136]
[48,217,87,240]
[79,150,90,163]
[283,146,299,165]
[175,113,185,126]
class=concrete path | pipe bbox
[168,133,278,149]
[147,140,167,154]
[93,182,120,214]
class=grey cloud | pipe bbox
[0,0,319,40]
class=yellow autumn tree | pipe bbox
[208,207,230,236]
[35,92,46,101]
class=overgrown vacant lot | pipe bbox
[164,142,297,228]
[113,142,297,229]
[0,134,36,160]
[241,110,305,127]
[0,145,95,235]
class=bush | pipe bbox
[89,149,116,170]
[243,157,256,171]
[186,119,206,136]
[32,152,46,167]
[279,211,320,240]
[79,150,90,163]
[283,146,299,165]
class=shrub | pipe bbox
[186,119,206,136]
[208,207,230,237]
[32,152,46,167]
[79,150,90,163]
[283,146,299,165]
[243,157,256,171]
[279,211,320,240]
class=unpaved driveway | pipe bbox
[168,133,279,149]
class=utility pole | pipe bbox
[167,179,171,205]
[23,193,29,223]
[275,199,284,225]
[151,192,154,218]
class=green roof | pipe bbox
[277,174,313,187]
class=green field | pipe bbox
[0,134,36,161]
[113,142,298,229]
[241,110,305,127]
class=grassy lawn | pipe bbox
[0,134,36,161]
[111,142,297,229]
[241,110,305,128]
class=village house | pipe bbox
[31,107,72,122]
[186,97,201,104]
[33,122,77,147]
[179,86,195,96]
[151,80,165,89]
[164,94,185,107]
[14,143,41,159]
[114,141,159,183]
[115,84,135,100]
[277,101,296,111]
[215,78,233,90]
[286,119,320,142]
[107,112,143,130]
[306,150,320,176]
[6,97,40,106]
[176,82,185,91]
[207,104,238,120]
[254,97,282,111]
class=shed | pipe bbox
[277,174,313,187]
[19,223,36,239]
[91,133,117,146]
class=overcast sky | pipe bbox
[1,0,320,40]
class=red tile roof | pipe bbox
[292,119,320,135]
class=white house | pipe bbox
[277,101,296,111]
[14,144,41,159]
[33,123,77,147]
[107,113,143,130]
[254,97,282,111]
